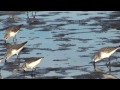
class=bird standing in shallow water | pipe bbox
[4,24,23,43]
[92,46,120,68]
[4,41,28,64]
[13,57,44,76]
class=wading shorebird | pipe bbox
[13,57,44,75]
[26,11,39,25]
[92,46,120,68]
[7,15,21,22]
[4,24,23,43]
[4,41,28,63]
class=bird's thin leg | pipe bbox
[5,60,7,64]
[17,55,20,65]
[17,54,20,59]
[106,58,109,66]
[31,69,33,75]
[34,68,36,74]
[0,67,1,74]
[108,57,112,72]
[32,68,36,77]
[108,65,111,73]
[23,70,26,76]
[106,57,111,72]
[93,62,96,71]
[13,36,17,44]
[0,73,2,79]
[109,57,111,65]
[13,38,15,43]
[31,69,35,78]
[31,69,35,77]
[32,69,34,77]
[34,68,36,76]
[15,35,17,43]
[4,40,7,44]
[13,38,15,44]
[0,68,2,79]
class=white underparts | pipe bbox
[24,59,42,70]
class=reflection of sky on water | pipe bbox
[0,11,120,79]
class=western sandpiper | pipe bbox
[4,24,23,42]
[92,46,120,68]
[4,41,28,63]
[26,11,39,25]
[13,57,44,75]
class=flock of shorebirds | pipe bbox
[0,11,120,78]
[0,23,44,76]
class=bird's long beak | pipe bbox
[4,58,7,63]
[4,40,7,44]
[89,61,96,71]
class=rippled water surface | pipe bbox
[0,11,120,79]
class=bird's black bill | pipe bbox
[4,40,7,46]
[93,62,96,70]
[5,59,7,63]
[89,61,96,70]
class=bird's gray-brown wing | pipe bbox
[11,26,21,32]
[15,24,23,30]
[12,41,27,50]
[100,46,119,53]
[7,24,23,33]
[25,57,40,64]
[5,26,13,34]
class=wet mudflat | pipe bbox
[0,11,120,79]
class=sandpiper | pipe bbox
[7,15,21,22]
[92,46,120,68]
[4,24,23,42]
[13,57,44,75]
[4,41,28,63]
[26,11,39,25]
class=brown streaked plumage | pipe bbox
[4,24,23,41]
[93,46,120,63]
[5,41,27,50]
[99,46,119,53]
[24,57,43,64]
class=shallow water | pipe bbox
[0,11,120,79]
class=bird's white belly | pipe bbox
[101,50,116,59]
[12,47,23,55]
[16,47,23,55]
[12,49,17,55]
[10,31,19,37]
[10,32,16,37]
[27,59,41,69]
